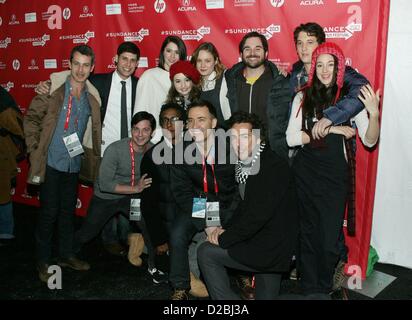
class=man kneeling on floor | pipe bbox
[198,111,298,299]
[73,111,167,284]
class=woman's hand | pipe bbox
[329,126,356,140]
[358,84,380,118]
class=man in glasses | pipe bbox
[141,103,184,252]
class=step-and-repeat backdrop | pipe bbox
[0,0,390,278]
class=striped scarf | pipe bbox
[235,143,265,184]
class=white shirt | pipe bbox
[133,67,171,143]
[202,71,231,121]
[101,71,132,155]
[286,92,376,157]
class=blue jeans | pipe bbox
[169,214,200,289]
[0,202,14,239]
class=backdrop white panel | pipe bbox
[372,0,412,269]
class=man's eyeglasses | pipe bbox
[160,116,180,126]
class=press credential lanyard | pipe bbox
[129,140,140,221]
[202,157,221,227]
[62,94,84,158]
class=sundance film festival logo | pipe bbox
[325,4,362,40]
[12,59,20,71]
[80,5,93,18]
[9,13,20,25]
[0,61,6,70]
[325,22,362,40]
[178,0,196,11]
[161,26,210,41]
[270,0,284,7]
[59,31,95,44]
[154,0,166,13]
[106,29,149,43]
[1,81,14,91]
[19,34,51,47]
[225,24,280,40]
[0,37,11,48]
[28,59,39,70]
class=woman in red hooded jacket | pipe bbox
[286,42,380,298]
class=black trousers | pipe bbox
[198,242,282,300]
[293,135,348,295]
[74,195,156,269]
[36,165,79,263]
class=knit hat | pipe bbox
[307,42,346,103]
[169,60,201,85]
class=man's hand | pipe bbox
[135,173,152,193]
[35,80,51,95]
[156,243,169,255]
[207,227,225,245]
[312,117,332,140]
[277,66,288,77]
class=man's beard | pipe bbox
[243,55,265,69]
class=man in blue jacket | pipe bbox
[290,22,368,139]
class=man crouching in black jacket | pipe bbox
[198,111,298,300]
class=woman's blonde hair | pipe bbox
[190,42,225,83]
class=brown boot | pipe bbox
[57,256,90,271]
[189,272,209,298]
[128,233,144,267]
[236,275,255,300]
[37,263,52,283]
[170,289,189,300]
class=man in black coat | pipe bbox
[168,100,238,300]
[225,32,291,162]
[198,111,298,300]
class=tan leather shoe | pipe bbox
[37,263,52,283]
[170,289,189,300]
[236,275,255,300]
[57,256,90,271]
[128,233,144,267]
[189,272,209,298]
